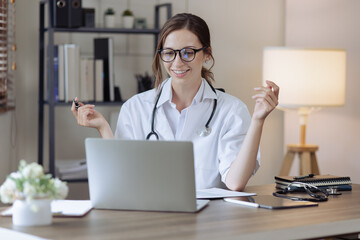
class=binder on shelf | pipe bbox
[80,57,94,101]
[94,38,114,102]
[68,0,82,28]
[51,0,68,27]
[51,0,82,28]
[64,44,80,102]
[275,174,352,191]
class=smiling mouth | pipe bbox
[172,70,189,74]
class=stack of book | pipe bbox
[275,174,352,191]
[49,37,116,103]
[55,159,88,180]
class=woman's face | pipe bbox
[162,29,209,88]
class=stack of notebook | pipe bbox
[275,174,352,191]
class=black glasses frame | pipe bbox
[158,46,207,62]
[273,182,329,202]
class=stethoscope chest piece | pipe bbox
[198,127,212,137]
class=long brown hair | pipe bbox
[152,13,215,89]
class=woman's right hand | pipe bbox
[71,97,114,138]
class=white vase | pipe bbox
[104,15,116,28]
[12,199,52,226]
[123,16,134,29]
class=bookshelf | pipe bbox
[38,0,172,181]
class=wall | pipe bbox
[188,0,285,185]
[0,112,15,184]
[285,0,360,183]
[0,0,284,190]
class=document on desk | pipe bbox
[51,200,92,217]
[0,227,49,240]
[196,188,256,199]
[1,200,92,217]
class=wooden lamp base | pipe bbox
[279,144,320,176]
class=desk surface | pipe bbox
[1,184,360,240]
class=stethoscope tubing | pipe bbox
[146,81,217,140]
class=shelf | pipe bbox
[38,0,172,178]
[60,178,88,183]
[45,27,161,35]
[44,101,125,107]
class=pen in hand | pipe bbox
[73,98,80,110]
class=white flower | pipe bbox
[23,182,37,197]
[0,178,17,204]
[53,178,68,199]
[0,160,69,205]
[22,162,44,179]
[9,172,22,180]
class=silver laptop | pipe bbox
[85,138,209,212]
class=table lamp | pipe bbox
[262,47,346,175]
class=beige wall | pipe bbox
[188,0,285,185]
[0,0,284,189]
[0,112,15,182]
[285,0,360,183]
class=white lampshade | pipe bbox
[262,47,346,109]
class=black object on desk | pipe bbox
[275,174,352,191]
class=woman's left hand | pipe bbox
[252,80,279,121]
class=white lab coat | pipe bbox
[115,78,260,189]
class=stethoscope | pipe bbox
[146,81,218,140]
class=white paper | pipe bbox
[2,200,92,217]
[0,227,49,240]
[51,200,92,216]
[196,187,256,199]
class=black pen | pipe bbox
[293,174,315,180]
[73,98,80,110]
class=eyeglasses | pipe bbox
[158,46,207,62]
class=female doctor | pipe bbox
[71,13,279,191]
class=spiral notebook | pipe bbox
[275,174,352,191]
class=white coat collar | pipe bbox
[148,78,217,108]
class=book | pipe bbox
[58,44,65,101]
[80,57,94,101]
[94,38,114,102]
[46,45,60,102]
[64,44,80,102]
[95,59,104,101]
[53,45,59,102]
[55,159,88,180]
[275,174,352,191]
